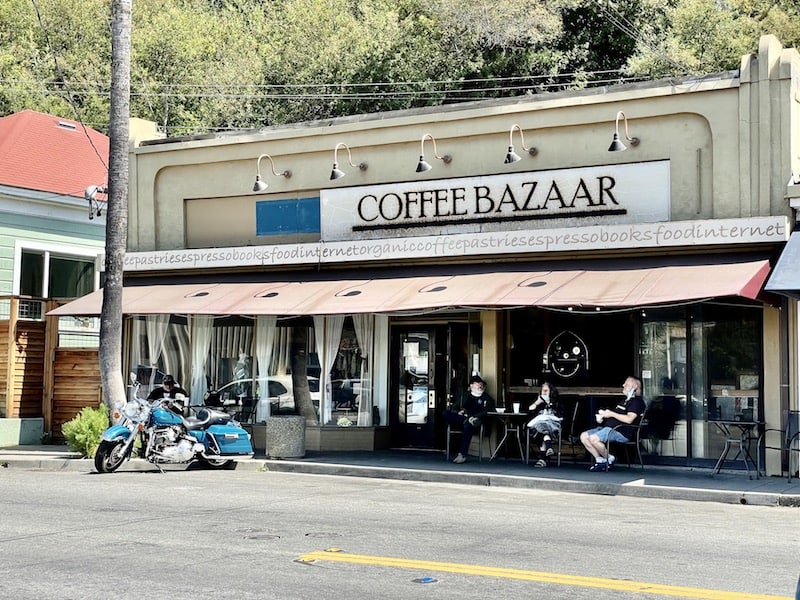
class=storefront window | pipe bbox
[129,315,190,398]
[691,304,762,460]
[127,312,384,427]
[207,316,255,402]
[508,309,634,389]
[211,318,318,421]
[639,309,686,458]
[328,317,364,426]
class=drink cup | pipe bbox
[596,412,603,424]
[513,402,521,413]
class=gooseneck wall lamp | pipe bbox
[252,153,292,192]
[330,142,368,180]
[84,185,107,220]
[608,110,640,152]
[416,133,452,173]
[504,124,538,164]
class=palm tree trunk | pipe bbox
[99,0,131,408]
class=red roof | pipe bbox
[0,109,109,198]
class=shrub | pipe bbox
[62,405,109,458]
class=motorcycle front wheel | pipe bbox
[94,440,128,473]
[197,455,235,470]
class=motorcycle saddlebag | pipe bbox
[205,424,253,455]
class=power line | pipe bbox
[0,69,633,91]
[2,75,648,101]
[598,1,693,74]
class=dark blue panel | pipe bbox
[256,197,320,236]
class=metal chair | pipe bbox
[605,419,645,470]
[233,397,256,424]
[525,402,580,466]
[758,409,800,482]
[639,396,681,456]
[445,422,485,462]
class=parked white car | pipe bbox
[212,375,320,422]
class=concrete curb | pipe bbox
[0,457,269,473]
[256,459,796,507]
[3,453,798,507]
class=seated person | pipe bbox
[526,381,563,467]
[442,375,494,464]
[580,376,645,472]
[147,374,188,403]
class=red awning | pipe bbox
[48,258,771,317]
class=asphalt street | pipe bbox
[0,468,796,599]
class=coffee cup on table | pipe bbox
[513,402,521,413]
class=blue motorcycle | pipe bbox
[94,394,254,473]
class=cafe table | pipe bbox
[488,411,529,462]
[709,419,764,479]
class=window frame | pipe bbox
[13,240,101,298]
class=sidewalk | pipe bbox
[2,445,798,507]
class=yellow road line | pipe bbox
[298,550,791,600]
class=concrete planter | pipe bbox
[265,415,306,458]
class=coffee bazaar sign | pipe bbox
[123,216,788,272]
[321,160,671,241]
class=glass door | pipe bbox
[392,329,434,448]
[389,323,470,449]
[639,310,687,459]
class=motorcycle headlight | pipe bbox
[123,402,141,419]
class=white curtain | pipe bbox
[271,327,291,375]
[145,315,170,391]
[255,316,277,421]
[314,315,344,426]
[129,318,144,399]
[189,315,214,406]
[353,314,374,426]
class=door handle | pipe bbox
[428,390,436,408]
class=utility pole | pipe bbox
[99,0,131,408]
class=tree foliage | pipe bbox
[625,0,800,76]
[1,0,798,135]
[61,404,109,457]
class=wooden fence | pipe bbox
[0,297,100,440]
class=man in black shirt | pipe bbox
[580,376,645,472]
[146,374,188,402]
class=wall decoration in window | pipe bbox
[545,330,589,379]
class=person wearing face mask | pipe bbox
[580,376,645,472]
[443,374,495,464]
[526,381,562,467]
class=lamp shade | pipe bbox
[330,164,346,180]
[252,176,269,192]
[416,156,432,173]
[608,133,626,152]
[504,146,522,164]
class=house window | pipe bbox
[20,251,44,296]
[19,249,95,299]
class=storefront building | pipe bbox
[55,35,800,475]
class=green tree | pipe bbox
[2,0,798,139]
[625,0,800,77]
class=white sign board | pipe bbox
[321,160,671,241]
[122,216,788,272]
